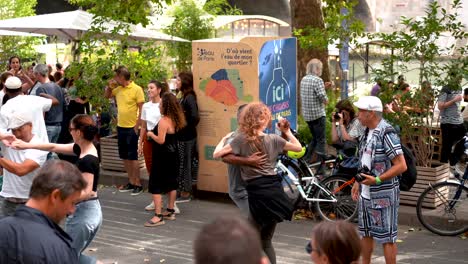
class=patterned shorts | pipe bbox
[358,195,399,244]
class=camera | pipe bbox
[355,165,375,182]
[334,111,341,120]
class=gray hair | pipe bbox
[29,160,87,200]
[194,216,262,264]
[33,64,49,77]
[306,59,323,76]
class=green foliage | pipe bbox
[67,0,171,114]
[69,0,172,26]
[0,0,42,64]
[164,0,214,71]
[370,0,468,166]
[203,0,243,15]
[294,0,365,51]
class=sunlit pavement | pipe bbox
[86,186,467,264]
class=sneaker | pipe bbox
[174,203,180,214]
[175,196,191,203]
[131,185,143,196]
[145,201,155,211]
[119,183,134,192]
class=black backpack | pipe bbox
[399,144,417,191]
[376,127,418,191]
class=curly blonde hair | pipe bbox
[239,102,272,141]
[161,92,187,132]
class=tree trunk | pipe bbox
[290,0,330,83]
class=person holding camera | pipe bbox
[351,96,407,264]
[331,99,365,157]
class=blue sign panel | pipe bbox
[258,38,297,133]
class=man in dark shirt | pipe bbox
[0,160,87,264]
[34,64,65,146]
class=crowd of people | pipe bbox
[0,54,461,264]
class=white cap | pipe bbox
[7,110,33,129]
[4,76,22,89]
[353,96,383,112]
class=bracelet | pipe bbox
[375,176,382,185]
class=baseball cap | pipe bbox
[4,76,22,90]
[7,111,33,130]
[353,96,383,112]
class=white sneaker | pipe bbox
[174,203,180,214]
[145,201,155,211]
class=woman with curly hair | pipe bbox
[213,102,302,264]
[176,72,199,202]
[144,92,186,227]
[13,114,102,263]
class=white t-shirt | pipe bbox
[141,101,161,131]
[0,90,5,108]
[0,95,52,143]
[360,128,374,199]
[0,135,48,199]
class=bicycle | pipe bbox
[277,152,358,222]
[416,138,468,236]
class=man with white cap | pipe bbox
[351,96,407,264]
[0,76,58,144]
[0,109,48,218]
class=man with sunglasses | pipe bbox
[0,110,48,218]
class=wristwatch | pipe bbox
[375,176,382,185]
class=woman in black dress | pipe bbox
[144,92,186,227]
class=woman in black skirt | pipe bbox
[213,102,302,264]
[144,93,186,227]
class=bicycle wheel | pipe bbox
[314,175,358,222]
[416,181,468,236]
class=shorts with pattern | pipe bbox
[358,194,399,244]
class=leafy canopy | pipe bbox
[0,0,42,65]
[294,0,365,51]
[164,0,214,71]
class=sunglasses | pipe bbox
[305,241,314,254]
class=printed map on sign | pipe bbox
[199,69,253,106]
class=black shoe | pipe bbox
[131,185,144,196]
[119,183,134,192]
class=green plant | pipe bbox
[371,0,468,167]
[0,0,42,64]
[164,0,215,72]
[203,0,243,15]
[67,0,171,115]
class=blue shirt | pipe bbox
[36,82,64,125]
[0,206,78,264]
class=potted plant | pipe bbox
[370,0,468,206]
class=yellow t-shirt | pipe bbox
[112,81,145,128]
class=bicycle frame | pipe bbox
[276,158,337,203]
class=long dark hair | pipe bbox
[149,80,169,95]
[160,93,186,132]
[178,72,196,99]
[7,56,22,71]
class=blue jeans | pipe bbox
[65,199,102,264]
[306,116,326,158]
[46,125,62,159]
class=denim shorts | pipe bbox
[117,126,139,160]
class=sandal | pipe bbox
[162,208,176,220]
[144,214,165,227]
